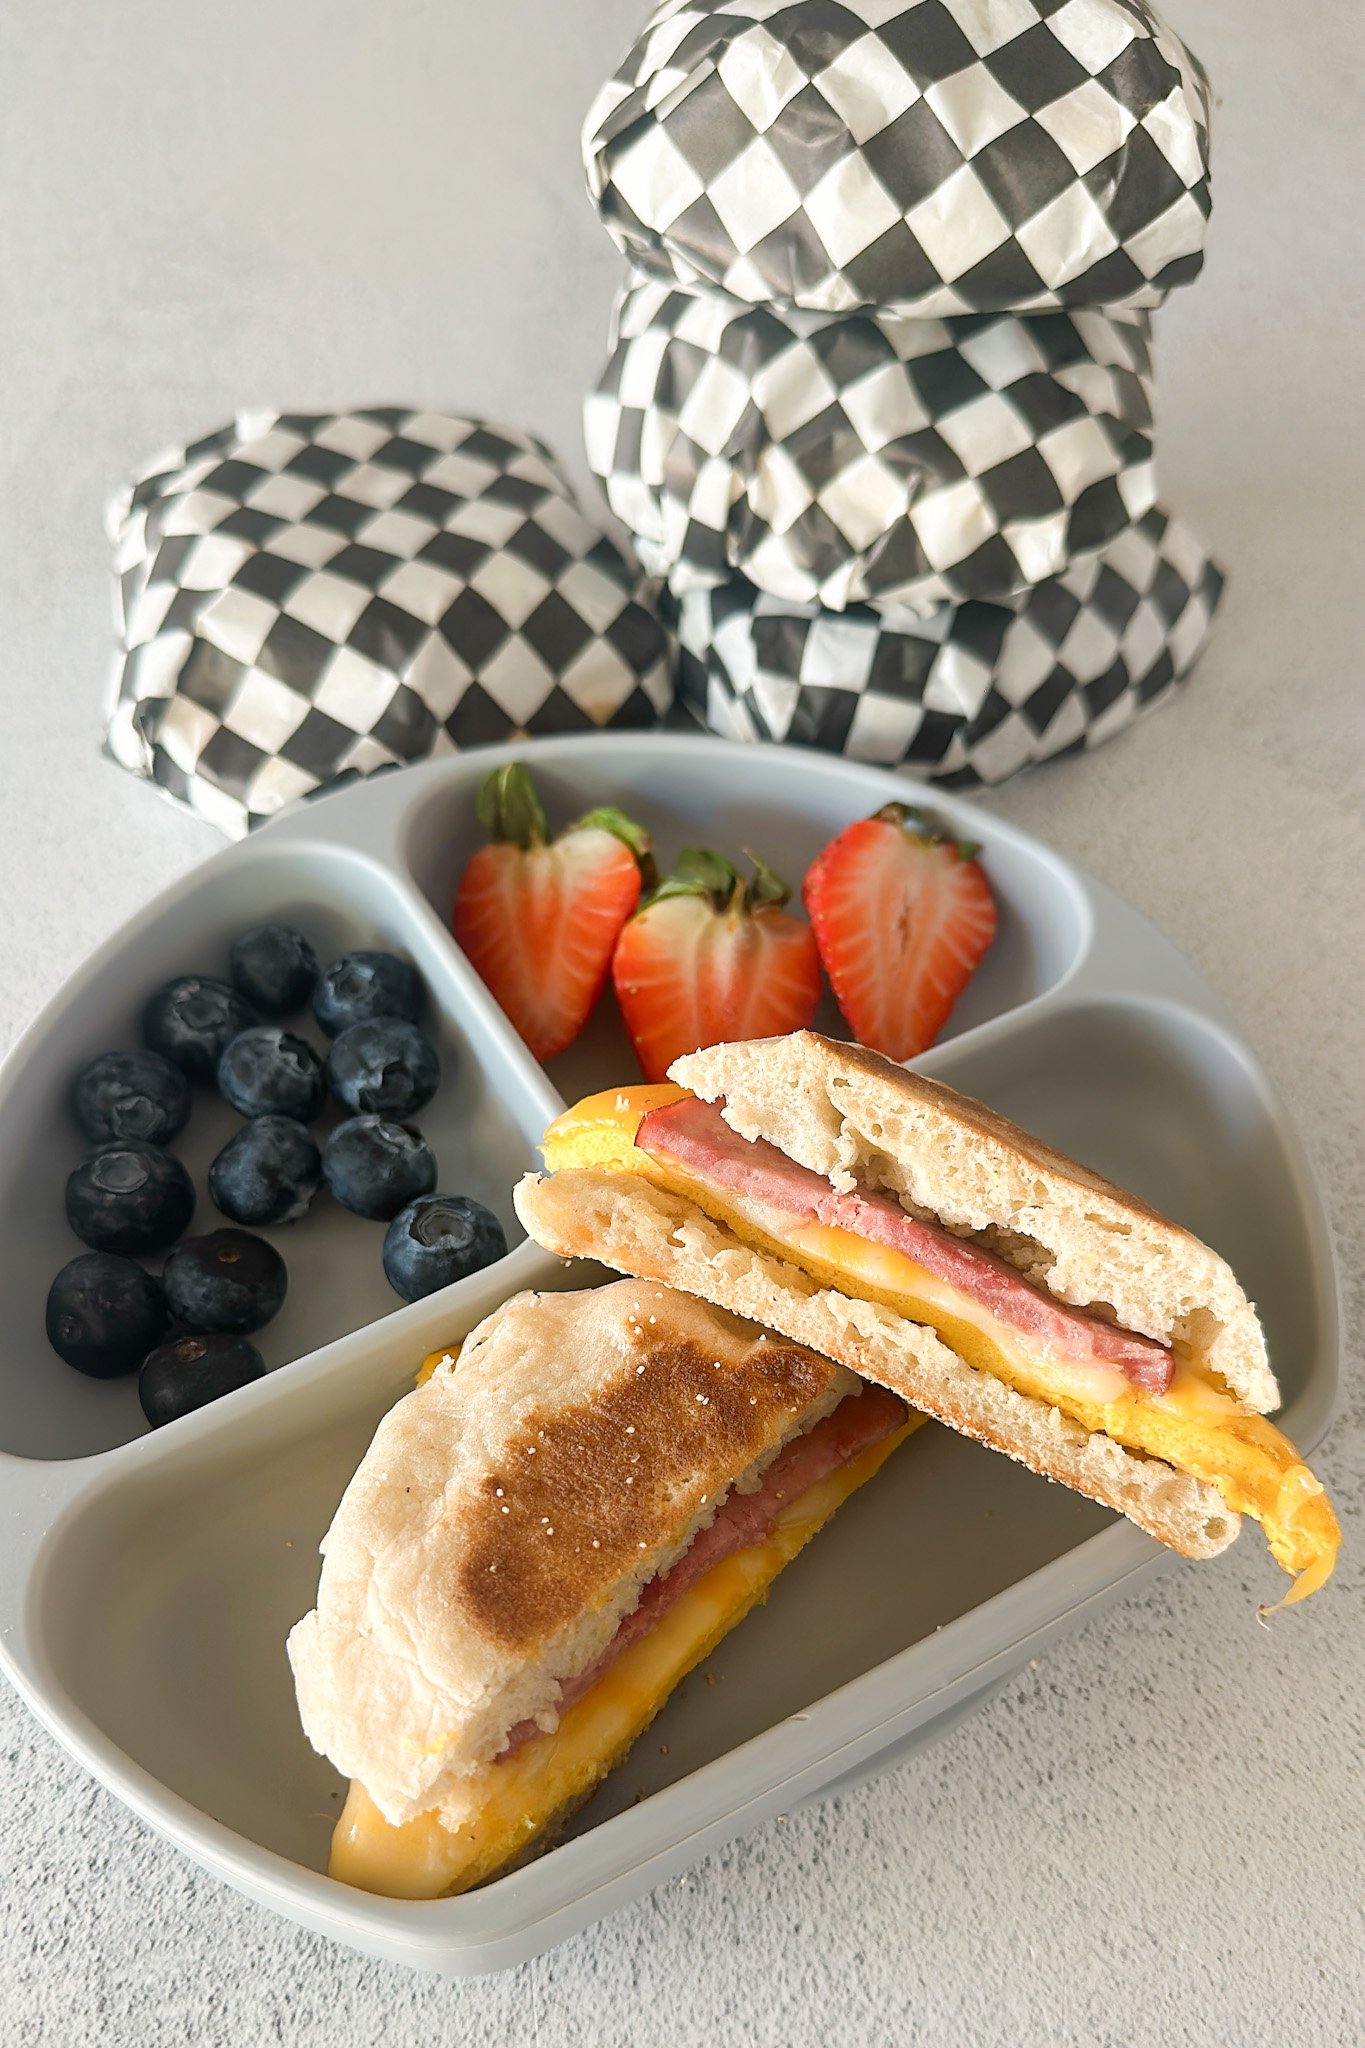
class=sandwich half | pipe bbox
[515,1031,1339,1607]
[289,1277,917,1897]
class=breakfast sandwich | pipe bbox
[515,1032,1340,1608]
[289,1278,917,1897]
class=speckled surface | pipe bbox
[1,1,1361,2042]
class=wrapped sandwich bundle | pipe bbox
[672,504,1223,783]
[588,275,1156,614]
[108,409,674,837]
[584,0,1213,319]
[579,0,1224,783]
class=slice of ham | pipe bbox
[637,1094,1174,1396]
[497,1381,907,1760]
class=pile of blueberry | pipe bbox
[45,923,507,1427]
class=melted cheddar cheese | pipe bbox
[329,1412,919,1897]
[416,1346,456,1388]
[541,1088,1339,1604]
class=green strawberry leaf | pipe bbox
[644,847,740,909]
[642,846,796,915]
[742,849,791,911]
[476,763,548,849]
[572,805,657,888]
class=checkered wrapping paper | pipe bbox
[674,504,1222,784]
[107,409,674,837]
[587,275,1155,615]
[584,0,1212,319]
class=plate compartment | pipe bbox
[0,736,1339,1974]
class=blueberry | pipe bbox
[217,1026,325,1122]
[326,1019,439,1118]
[382,1194,507,1302]
[229,923,319,1019]
[209,1117,321,1226]
[139,1332,266,1427]
[322,1116,436,1221]
[65,1142,195,1255]
[143,976,258,1081]
[312,951,422,1037]
[162,1228,287,1334]
[71,1049,191,1147]
[45,1253,170,1378]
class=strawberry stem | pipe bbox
[872,802,980,862]
[476,763,548,849]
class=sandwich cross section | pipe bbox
[516,1032,1339,1607]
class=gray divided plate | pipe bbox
[0,735,1340,1974]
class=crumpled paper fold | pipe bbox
[107,409,674,836]
[588,274,1156,616]
[584,0,1212,320]
[674,505,1223,784]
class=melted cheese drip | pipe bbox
[329,1415,919,1897]
[541,1089,1339,1603]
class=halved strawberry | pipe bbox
[612,850,822,1083]
[803,805,997,1061]
[453,764,652,1061]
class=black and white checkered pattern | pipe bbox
[587,275,1155,615]
[584,0,1212,319]
[674,504,1222,783]
[107,409,675,837]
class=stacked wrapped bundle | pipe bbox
[582,0,1224,784]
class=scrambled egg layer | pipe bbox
[541,1087,1339,1605]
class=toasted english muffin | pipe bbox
[289,1279,856,1826]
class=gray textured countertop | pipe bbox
[1,2,1361,2042]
